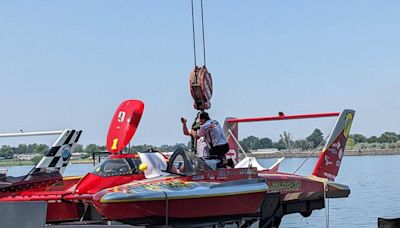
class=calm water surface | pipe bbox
[258,155,400,228]
[3,155,400,227]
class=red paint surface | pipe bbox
[94,191,265,220]
[227,112,339,123]
[312,131,347,181]
[106,100,144,153]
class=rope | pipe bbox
[190,0,197,67]
[293,134,330,174]
[200,0,207,66]
[323,181,330,228]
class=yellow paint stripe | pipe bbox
[63,176,83,180]
[308,175,327,182]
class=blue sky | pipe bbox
[0,1,399,146]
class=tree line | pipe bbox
[0,142,190,159]
[0,143,49,159]
[77,143,189,154]
[239,131,400,152]
[2,130,400,159]
[239,129,325,152]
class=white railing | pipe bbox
[0,131,63,138]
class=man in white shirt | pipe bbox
[181,112,230,168]
[181,112,209,157]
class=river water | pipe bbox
[3,155,400,228]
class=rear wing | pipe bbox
[223,109,355,181]
[0,129,82,176]
[223,112,340,163]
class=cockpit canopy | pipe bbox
[91,151,168,178]
[167,147,212,175]
[92,157,142,177]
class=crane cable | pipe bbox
[200,0,207,66]
[190,0,197,67]
[190,0,207,67]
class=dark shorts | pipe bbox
[210,143,229,157]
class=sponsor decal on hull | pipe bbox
[268,180,302,193]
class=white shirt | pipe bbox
[197,119,227,147]
[197,137,209,158]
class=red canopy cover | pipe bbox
[106,100,144,153]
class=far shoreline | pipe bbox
[247,148,400,158]
[1,149,399,167]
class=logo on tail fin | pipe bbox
[62,146,71,161]
[344,113,353,138]
[312,110,355,181]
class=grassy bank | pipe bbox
[0,160,34,167]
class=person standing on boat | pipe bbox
[181,111,230,167]
[181,113,209,158]
[187,111,209,156]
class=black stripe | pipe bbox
[74,130,82,143]
[64,130,76,145]
[49,157,61,167]
[46,146,61,156]
[62,162,69,167]
[30,168,41,174]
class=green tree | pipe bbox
[74,144,84,152]
[350,134,367,143]
[279,131,293,151]
[0,145,13,159]
[294,139,313,150]
[160,144,170,152]
[271,141,285,150]
[306,129,324,148]
[378,132,399,143]
[16,144,28,154]
[31,155,44,164]
[367,136,378,143]
[256,137,273,149]
[241,135,259,151]
[84,144,99,153]
[26,143,37,154]
[35,144,49,154]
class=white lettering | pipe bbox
[118,111,126,123]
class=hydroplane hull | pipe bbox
[93,168,268,226]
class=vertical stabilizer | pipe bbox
[312,109,355,181]
[30,129,82,175]
[223,117,239,163]
[106,100,144,153]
